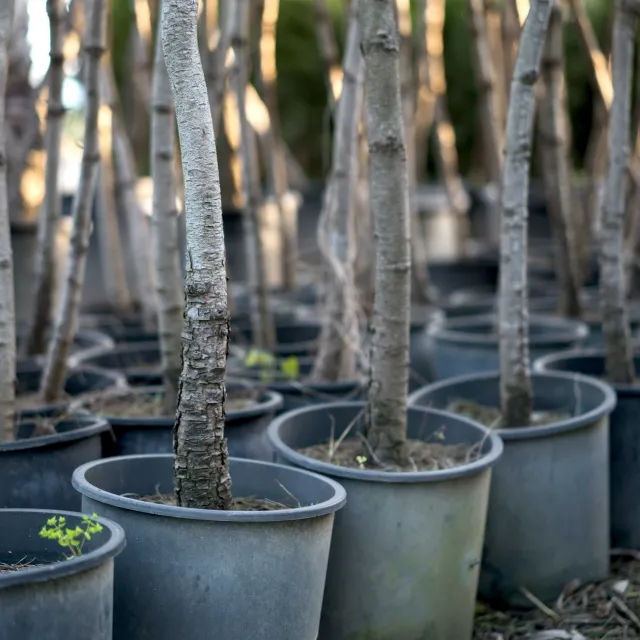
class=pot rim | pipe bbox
[0,415,111,452]
[72,340,160,368]
[72,455,347,522]
[268,401,504,483]
[408,369,617,441]
[0,508,126,590]
[427,313,589,345]
[534,347,640,396]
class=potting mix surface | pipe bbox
[130,493,291,511]
[448,400,571,429]
[473,554,640,639]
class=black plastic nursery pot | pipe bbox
[74,342,163,387]
[425,314,589,379]
[0,415,110,510]
[408,304,444,388]
[16,329,115,363]
[268,402,503,640]
[409,370,616,606]
[232,319,321,357]
[72,454,346,640]
[16,362,128,418]
[426,256,499,298]
[74,382,283,460]
[0,509,125,640]
[534,349,640,549]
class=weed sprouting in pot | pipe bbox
[244,348,300,382]
[39,513,103,559]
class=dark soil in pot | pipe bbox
[0,508,125,640]
[74,342,163,387]
[72,454,346,640]
[534,349,640,549]
[268,402,503,640]
[15,362,127,419]
[231,319,321,357]
[0,415,110,509]
[426,314,589,379]
[73,382,282,460]
[409,370,616,607]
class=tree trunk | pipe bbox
[536,2,582,318]
[499,0,552,427]
[206,0,233,134]
[229,0,275,348]
[599,0,638,384]
[314,0,342,111]
[162,0,232,511]
[40,0,106,403]
[0,0,16,442]
[468,0,503,188]
[24,0,66,356]
[360,0,410,466]
[313,0,362,383]
[258,0,298,292]
[152,10,183,414]
[485,0,508,133]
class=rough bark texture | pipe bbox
[259,0,297,291]
[25,0,66,356]
[0,0,16,442]
[536,2,582,318]
[468,0,504,188]
[313,0,362,383]
[314,0,342,110]
[230,0,275,348]
[599,0,638,384]
[152,13,183,414]
[360,0,410,466]
[40,0,106,402]
[499,0,552,427]
[162,0,232,510]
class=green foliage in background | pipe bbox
[111,0,613,179]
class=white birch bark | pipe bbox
[229,0,275,348]
[360,0,410,465]
[259,0,297,292]
[599,0,638,384]
[0,0,16,442]
[499,0,552,427]
[40,0,106,402]
[313,0,362,382]
[536,1,582,318]
[162,0,232,510]
[24,0,66,356]
[152,12,183,414]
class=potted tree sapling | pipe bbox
[72,2,346,638]
[410,0,617,607]
[70,5,282,460]
[0,0,111,512]
[0,509,125,640]
[535,0,640,552]
[268,2,503,638]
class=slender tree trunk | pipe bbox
[24,0,66,356]
[313,0,362,383]
[536,2,581,318]
[501,0,521,92]
[499,0,552,427]
[40,0,106,403]
[600,0,637,384]
[162,0,232,510]
[360,0,410,466]
[0,0,16,442]
[230,0,275,348]
[152,10,183,414]
[258,0,298,291]
[485,0,508,133]
[314,0,342,110]
[206,0,233,133]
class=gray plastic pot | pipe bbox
[0,415,110,510]
[0,509,125,640]
[16,329,115,362]
[408,304,444,387]
[74,342,162,387]
[74,382,283,459]
[426,314,589,379]
[232,320,321,357]
[268,402,503,640]
[534,349,640,548]
[426,256,499,297]
[72,454,346,640]
[409,370,616,606]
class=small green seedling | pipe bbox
[39,514,103,559]
[244,349,299,382]
[355,455,367,470]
